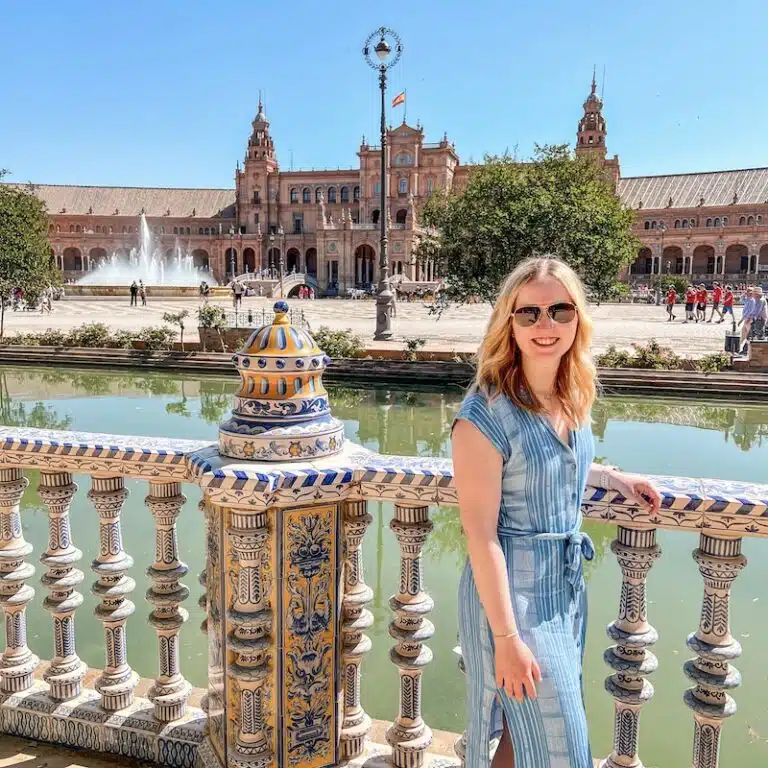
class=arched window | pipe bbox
[302,187,311,204]
[373,181,381,196]
[690,219,697,227]
[396,209,407,224]
[371,209,380,224]
[328,187,337,203]
[56,225,60,232]
[290,188,298,203]
[682,220,688,228]
[199,227,204,234]
[315,187,323,203]
[651,221,657,229]
[69,225,75,232]
[398,178,408,195]
[714,217,721,226]
[160,226,165,235]
[748,216,754,225]
[588,135,594,144]
[644,221,650,230]
[426,178,434,194]
[124,226,129,234]
[75,225,81,232]
[740,216,746,225]
[706,218,712,227]
[108,226,113,234]
[341,186,349,203]
[722,217,728,226]
[353,185,360,201]
[758,215,763,223]
[186,227,191,235]
[674,220,680,228]
[395,152,413,165]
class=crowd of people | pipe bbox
[663,281,768,352]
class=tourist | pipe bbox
[665,284,677,321]
[708,282,724,323]
[130,281,138,307]
[683,284,696,323]
[139,280,147,306]
[749,286,768,341]
[452,256,660,768]
[199,281,210,301]
[738,286,756,350]
[723,285,736,330]
[696,284,707,323]
[232,280,244,309]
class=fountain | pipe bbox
[77,214,217,286]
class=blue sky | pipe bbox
[2,0,765,189]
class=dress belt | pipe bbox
[496,526,595,592]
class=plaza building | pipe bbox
[9,82,768,292]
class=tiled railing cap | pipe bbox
[1,427,768,535]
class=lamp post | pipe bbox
[228,225,236,283]
[657,222,666,303]
[364,27,402,340]
[278,225,285,298]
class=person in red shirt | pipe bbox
[695,285,708,322]
[708,282,724,323]
[683,285,697,323]
[722,285,736,330]
[665,286,677,321]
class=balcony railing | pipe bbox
[0,422,763,768]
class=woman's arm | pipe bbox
[452,419,516,637]
[587,462,662,514]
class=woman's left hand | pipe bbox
[610,471,662,514]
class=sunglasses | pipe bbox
[512,302,577,327]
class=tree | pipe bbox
[162,309,190,351]
[415,145,639,307]
[0,172,59,339]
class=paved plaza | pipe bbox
[1,296,735,357]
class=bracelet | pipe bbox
[600,466,618,491]
[493,630,519,640]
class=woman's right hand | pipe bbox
[494,635,542,703]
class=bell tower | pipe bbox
[236,94,279,234]
[575,71,607,161]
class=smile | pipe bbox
[532,338,559,347]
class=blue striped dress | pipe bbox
[455,390,595,768]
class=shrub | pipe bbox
[696,352,731,373]
[36,328,67,346]
[403,336,426,361]
[312,327,364,358]
[65,322,112,348]
[135,326,176,350]
[197,304,227,329]
[595,345,632,368]
[108,330,138,348]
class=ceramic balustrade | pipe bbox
[0,425,766,768]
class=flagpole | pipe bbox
[404,88,407,124]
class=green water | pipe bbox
[2,366,768,766]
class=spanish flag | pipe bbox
[392,90,406,108]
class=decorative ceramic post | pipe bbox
[684,534,746,768]
[339,499,374,760]
[89,475,139,711]
[145,480,192,722]
[386,502,434,768]
[0,467,38,694]
[38,471,87,700]
[601,526,661,768]
[193,300,348,768]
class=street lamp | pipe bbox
[278,225,285,298]
[228,225,236,283]
[657,222,666,303]
[364,26,402,340]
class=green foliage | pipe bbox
[163,309,190,351]
[135,326,176,350]
[197,304,227,329]
[403,337,426,361]
[65,322,112,348]
[596,339,731,372]
[651,274,690,298]
[108,330,138,348]
[312,326,364,358]
[36,328,67,346]
[416,146,638,307]
[0,174,59,339]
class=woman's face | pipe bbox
[511,276,579,362]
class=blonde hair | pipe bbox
[474,256,596,427]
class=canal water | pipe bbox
[1,365,768,766]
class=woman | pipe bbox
[452,257,661,768]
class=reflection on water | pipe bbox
[1,366,768,766]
